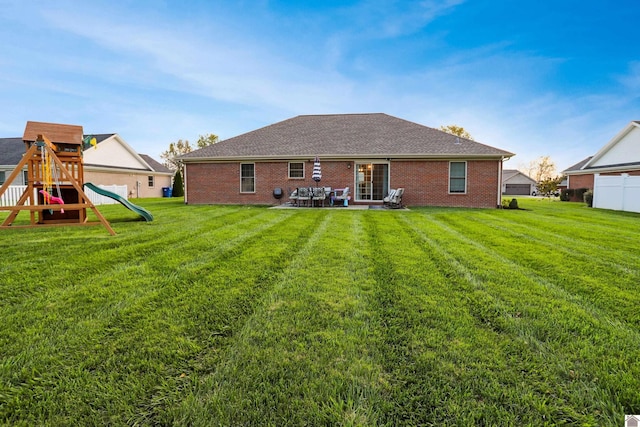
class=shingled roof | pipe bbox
[139,154,172,173]
[562,156,593,173]
[181,113,514,161]
[0,138,25,165]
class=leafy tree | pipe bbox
[439,124,474,140]
[172,168,184,197]
[196,133,219,148]
[523,156,557,182]
[161,134,219,171]
[536,176,563,197]
[160,139,194,171]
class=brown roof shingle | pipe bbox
[181,113,514,160]
[23,121,84,145]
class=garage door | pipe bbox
[505,184,531,195]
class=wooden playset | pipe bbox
[0,121,115,235]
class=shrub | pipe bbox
[574,188,588,201]
[583,190,593,207]
[560,189,573,202]
[501,198,520,209]
[172,169,184,197]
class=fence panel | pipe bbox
[0,185,31,206]
[594,175,640,213]
[84,184,128,205]
[2,185,129,207]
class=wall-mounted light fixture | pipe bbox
[347,163,351,169]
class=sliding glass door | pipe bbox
[355,162,389,201]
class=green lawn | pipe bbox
[1,198,639,425]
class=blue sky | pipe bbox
[1,0,638,171]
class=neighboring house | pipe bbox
[83,133,172,198]
[180,113,514,208]
[557,177,568,192]
[0,129,172,197]
[502,169,537,195]
[0,137,29,186]
[563,120,640,213]
[562,156,594,190]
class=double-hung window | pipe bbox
[240,163,255,193]
[449,161,467,194]
[288,162,304,179]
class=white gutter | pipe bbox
[181,153,515,163]
[183,164,188,204]
[497,156,504,207]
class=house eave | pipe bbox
[181,153,514,163]
[85,164,173,175]
[565,163,640,175]
[584,121,640,169]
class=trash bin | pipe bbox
[162,187,172,197]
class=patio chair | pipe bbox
[334,187,350,206]
[296,187,311,207]
[385,187,404,208]
[383,189,396,207]
[289,188,298,206]
[312,187,326,207]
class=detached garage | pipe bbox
[502,169,536,195]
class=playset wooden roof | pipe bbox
[23,121,84,145]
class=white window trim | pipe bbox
[288,162,305,179]
[240,162,256,193]
[448,161,467,194]
[148,175,155,188]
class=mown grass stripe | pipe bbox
[468,210,640,275]
[0,208,319,425]
[429,210,640,327]
[167,211,385,426]
[363,212,538,424]
[403,211,639,421]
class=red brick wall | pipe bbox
[185,159,501,208]
[390,160,500,208]
[567,174,594,190]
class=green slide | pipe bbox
[84,182,154,222]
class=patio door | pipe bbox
[355,162,389,201]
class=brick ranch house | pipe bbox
[180,113,514,208]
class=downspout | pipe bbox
[182,163,188,204]
[497,157,504,207]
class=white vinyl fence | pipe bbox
[84,185,128,205]
[0,185,30,206]
[593,174,640,213]
[1,184,128,206]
